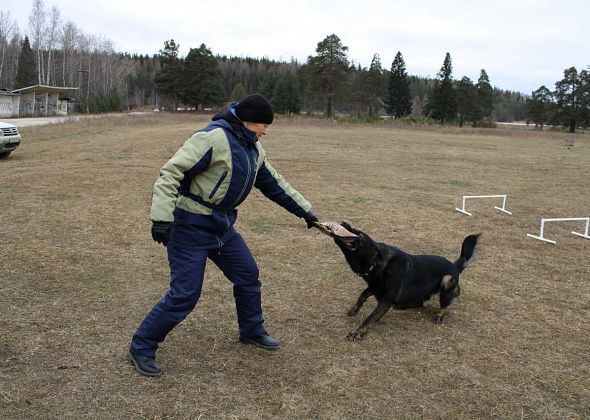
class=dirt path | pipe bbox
[0,112,148,127]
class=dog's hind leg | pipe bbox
[347,300,391,341]
[432,307,447,324]
[432,276,457,324]
[347,287,373,316]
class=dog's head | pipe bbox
[333,222,382,276]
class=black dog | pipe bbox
[333,222,480,340]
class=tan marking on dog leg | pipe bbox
[441,274,454,288]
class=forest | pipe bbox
[1,1,588,131]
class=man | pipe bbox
[128,93,319,377]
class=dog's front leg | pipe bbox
[347,287,373,316]
[347,300,391,341]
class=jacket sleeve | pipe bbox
[254,159,312,218]
[150,132,213,222]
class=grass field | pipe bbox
[1,114,588,419]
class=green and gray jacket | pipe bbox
[150,105,313,248]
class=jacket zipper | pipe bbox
[231,149,254,208]
[209,170,228,199]
[224,212,230,231]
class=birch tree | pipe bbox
[0,11,16,84]
[44,5,60,85]
[29,0,47,84]
[6,31,23,88]
[60,21,78,86]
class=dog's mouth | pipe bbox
[336,222,361,246]
[335,236,358,248]
[332,224,358,249]
[317,222,359,243]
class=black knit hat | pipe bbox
[235,93,274,124]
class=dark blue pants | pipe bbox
[131,231,266,358]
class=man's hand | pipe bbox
[151,221,171,246]
[303,211,320,229]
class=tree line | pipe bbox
[527,67,590,133]
[1,1,587,131]
[137,35,527,128]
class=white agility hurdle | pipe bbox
[527,217,590,244]
[455,194,512,216]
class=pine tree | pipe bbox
[15,36,37,89]
[476,69,494,121]
[456,76,478,127]
[363,53,386,117]
[386,51,412,117]
[554,66,585,133]
[308,34,349,118]
[426,52,456,124]
[230,83,246,102]
[580,69,590,128]
[527,85,554,128]
[272,72,301,114]
[182,43,224,110]
[154,39,183,110]
[259,70,279,102]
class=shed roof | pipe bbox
[11,85,79,95]
[0,90,19,96]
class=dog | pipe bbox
[332,222,480,340]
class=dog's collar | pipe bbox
[360,263,378,277]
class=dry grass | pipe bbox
[1,113,589,419]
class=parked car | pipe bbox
[0,121,21,158]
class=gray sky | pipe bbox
[4,0,590,94]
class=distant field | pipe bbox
[1,114,588,419]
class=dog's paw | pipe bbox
[347,306,360,316]
[346,331,365,341]
[431,314,445,324]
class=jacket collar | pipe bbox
[212,104,258,144]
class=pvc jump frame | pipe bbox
[455,194,512,216]
[527,217,590,244]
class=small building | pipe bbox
[0,90,21,118]
[10,85,78,117]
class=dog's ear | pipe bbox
[340,221,362,236]
[340,221,352,229]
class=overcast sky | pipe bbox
[3,0,589,94]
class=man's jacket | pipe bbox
[150,105,312,248]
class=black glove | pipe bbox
[151,221,171,246]
[303,211,319,229]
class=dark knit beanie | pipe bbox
[235,93,274,124]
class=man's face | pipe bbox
[244,122,269,138]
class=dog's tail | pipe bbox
[454,234,480,273]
